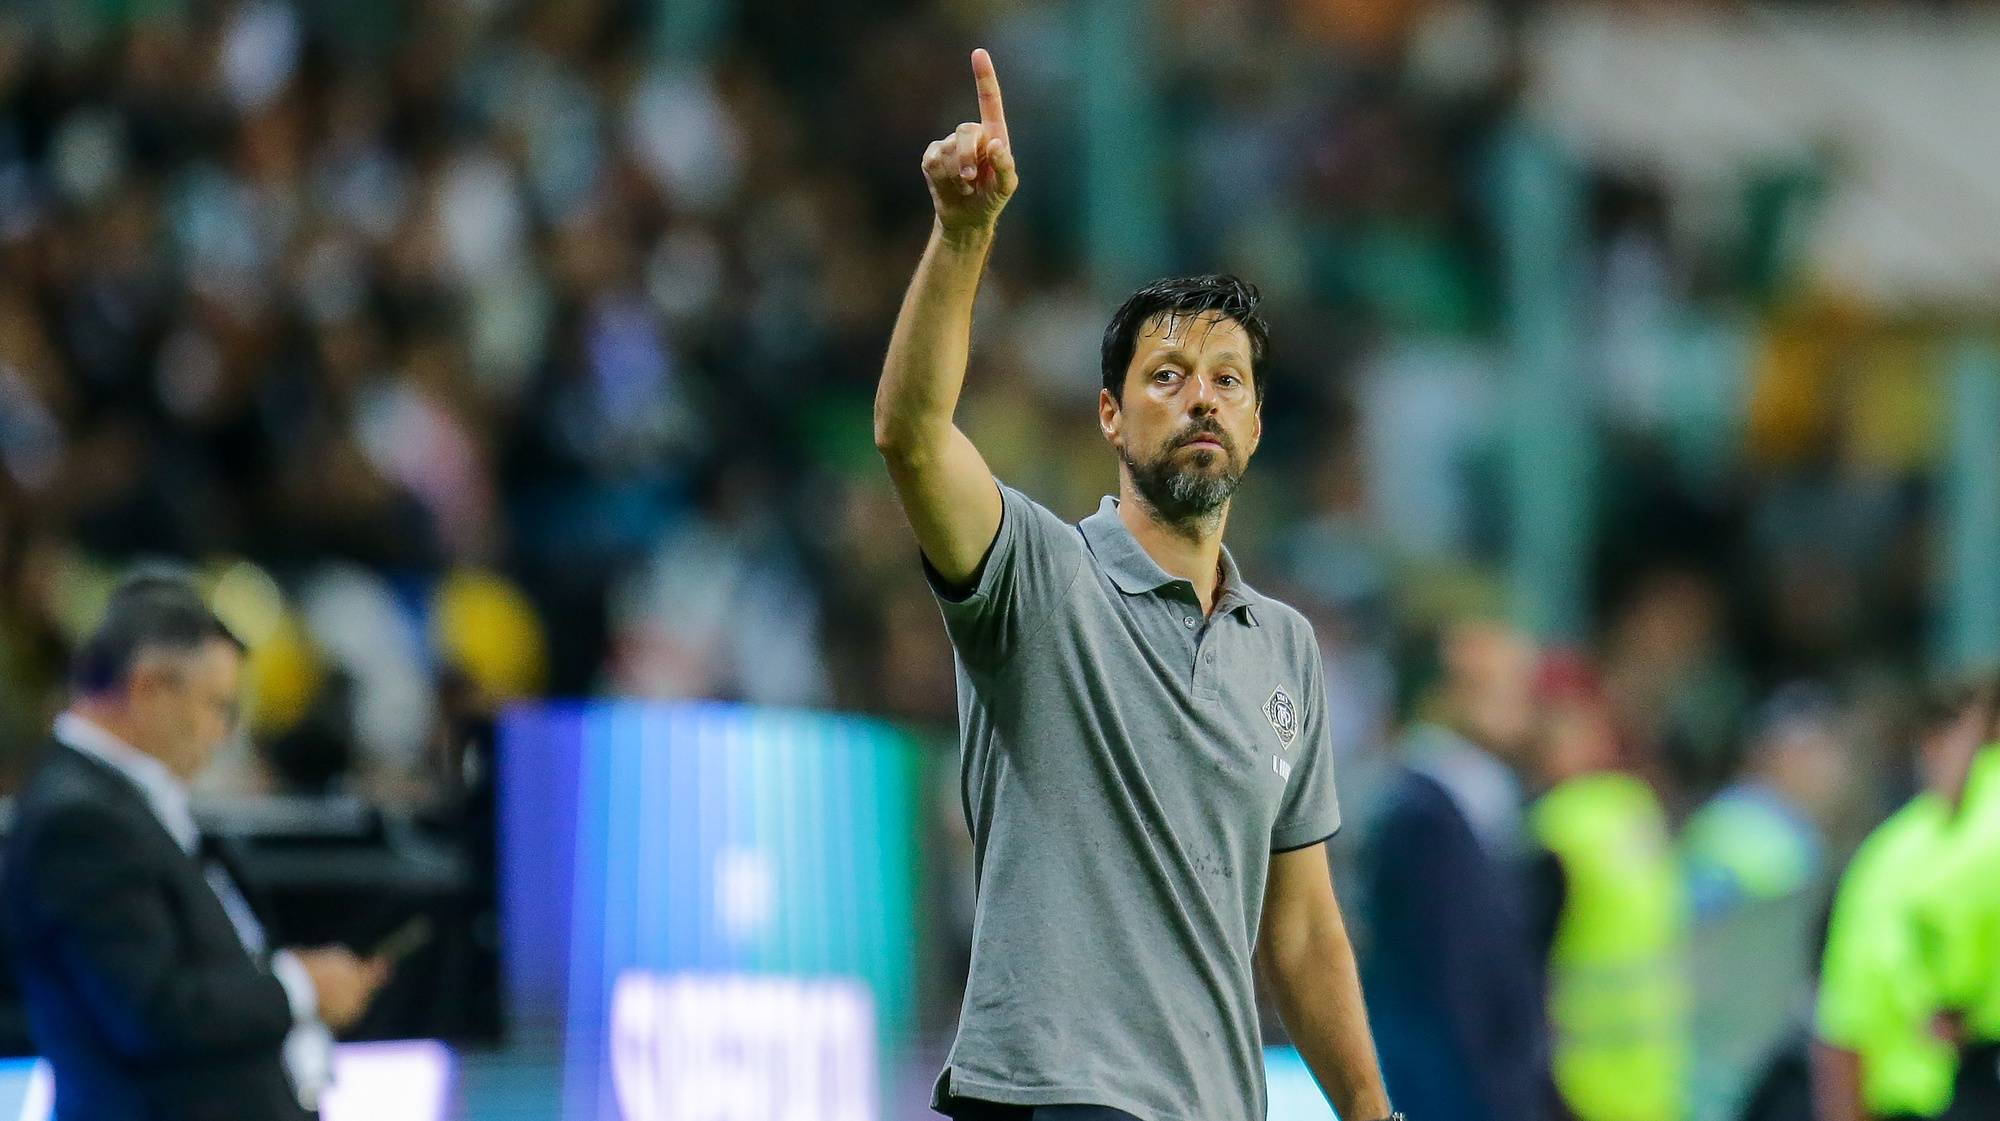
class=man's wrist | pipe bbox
[935,220,996,253]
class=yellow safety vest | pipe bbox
[1532,772,1691,1121]
[1818,794,1959,1118]
[1914,745,2000,1042]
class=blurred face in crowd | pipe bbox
[1920,690,1993,803]
[1444,624,1540,759]
[1538,693,1621,782]
[123,637,244,781]
[1756,717,1850,824]
[1100,312,1262,529]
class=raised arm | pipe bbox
[873,48,1020,590]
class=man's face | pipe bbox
[1920,697,1990,802]
[128,638,243,780]
[1447,624,1540,760]
[1099,311,1261,525]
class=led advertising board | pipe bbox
[499,703,922,1121]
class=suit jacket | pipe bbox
[1360,765,1564,1121]
[2,740,311,1121]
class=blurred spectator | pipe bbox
[1681,682,1850,1119]
[1814,676,1996,1121]
[1683,683,1847,921]
[1526,648,1691,1121]
[1598,568,1753,804]
[1905,686,2000,1120]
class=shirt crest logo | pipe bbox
[1263,686,1298,748]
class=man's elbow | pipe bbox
[871,404,902,454]
[873,416,948,469]
[871,411,918,458]
[873,431,916,465]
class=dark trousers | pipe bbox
[941,1099,1142,1121]
[1940,1042,2000,1121]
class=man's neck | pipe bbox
[1117,482,1229,613]
[66,700,183,782]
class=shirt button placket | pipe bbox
[1193,621,1221,699]
[1180,607,1209,694]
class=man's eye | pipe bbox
[1155,367,1182,381]
[1218,374,1241,388]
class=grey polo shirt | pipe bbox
[924,481,1342,1121]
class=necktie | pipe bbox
[197,833,335,1110]
[197,833,269,960]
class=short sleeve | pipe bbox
[920,480,1084,668]
[1271,636,1342,852]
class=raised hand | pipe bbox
[921,48,1019,239]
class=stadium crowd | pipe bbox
[0,1,1995,1119]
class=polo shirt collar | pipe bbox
[1079,495,1263,622]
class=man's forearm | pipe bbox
[872,221,993,455]
[1268,932,1393,1120]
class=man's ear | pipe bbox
[1099,387,1122,448]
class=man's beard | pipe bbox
[1122,421,1244,533]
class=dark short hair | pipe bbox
[1913,672,2000,740]
[72,571,243,694]
[1100,275,1270,404]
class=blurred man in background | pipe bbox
[1905,681,2000,1120]
[875,47,1395,1121]
[1682,684,1846,922]
[1528,650,1690,1121]
[2,574,388,1121]
[1359,621,1563,1121]
[1681,683,1849,1116]
[1814,675,1996,1121]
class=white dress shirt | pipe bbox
[53,713,335,1109]
[1403,721,1529,860]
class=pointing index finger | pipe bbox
[971,47,1009,147]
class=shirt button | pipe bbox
[1204,653,1215,664]
[1183,616,1198,628]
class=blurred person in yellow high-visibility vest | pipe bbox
[1902,677,2000,1121]
[1527,650,1691,1121]
[1813,675,1995,1121]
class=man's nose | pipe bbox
[1187,373,1220,413]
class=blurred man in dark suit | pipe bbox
[3,573,388,1121]
[1359,622,1566,1121]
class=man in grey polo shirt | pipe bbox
[874,49,1398,1121]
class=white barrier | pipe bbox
[0,1039,454,1121]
